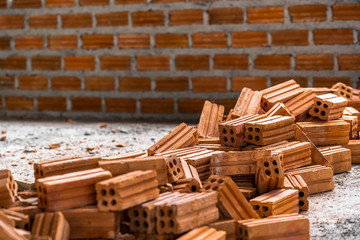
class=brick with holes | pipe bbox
[341,115,358,139]
[173,178,201,193]
[331,82,356,100]
[283,175,309,211]
[309,94,348,121]
[0,170,18,208]
[284,89,317,121]
[1,209,30,231]
[343,107,360,128]
[31,211,70,240]
[319,146,352,174]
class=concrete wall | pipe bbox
[0,0,359,120]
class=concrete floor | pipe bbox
[0,120,359,239]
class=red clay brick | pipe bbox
[338,54,360,70]
[118,34,150,49]
[72,97,102,111]
[313,77,352,88]
[0,0,7,8]
[289,5,327,22]
[62,13,92,28]
[208,8,243,24]
[332,4,360,21]
[46,0,75,7]
[0,76,15,89]
[32,56,61,71]
[141,98,174,113]
[193,32,227,48]
[100,55,131,70]
[155,34,188,48]
[48,35,77,49]
[170,9,203,25]
[97,12,128,26]
[0,15,23,29]
[105,98,136,113]
[85,76,115,90]
[80,0,108,5]
[156,77,188,91]
[176,55,209,70]
[296,54,334,70]
[19,75,48,90]
[15,35,43,49]
[119,77,151,91]
[0,37,10,50]
[314,29,353,45]
[178,98,205,113]
[29,14,57,29]
[0,56,26,70]
[232,31,267,47]
[132,11,164,27]
[255,54,291,70]
[82,34,113,49]
[52,76,81,91]
[247,6,283,23]
[137,56,169,71]
[65,56,95,70]
[13,0,41,8]
[6,96,34,110]
[115,0,146,4]
[232,77,267,91]
[38,97,67,111]
[214,54,248,69]
[192,77,227,92]
[272,30,308,46]
[271,77,308,87]
[215,99,237,113]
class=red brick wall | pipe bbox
[0,0,359,119]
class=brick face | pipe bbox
[313,77,352,88]
[46,0,75,7]
[289,5,327,22]
[0,56,27,70]
[0,37,10,50]
[29,14,58,29]
[38,97,67,111]
[105,98,136,113]
[192,77,227,92]
[80,0,109,5]
[62,14,92,28]
[254,54,291,70]
[176,55,209,70]
[52,76,81,90]
[178,98,204,113]
[272,30,308,46]
[332,4,360,21]
[19,75,48,90]
[72,97,102,111]
[232,32,267,47]
[247,6,283,23]
[156,77,188,92]
[141,98,174,113]
[82,34,114,49]
[100,55,131,70]
[85,76,115,90]
[155,34,188,48]
[97,12,128,27]
[65,56,95,70]
[132,11,164,27]
[214,54,248,69]
[137,56,169,71]
[0,15,23,29]
[6,97,34,110]
[32,56,61,70]
[0,76,15,89]
[338,54,360,70]
[15,36,43,49]
[208,8,243,24]
[231,77,267,91]
[13,0,41,8]
[48,35,77,49]
[120,77,151,91]
[314,29,353,45]
[118,34,150,49]
[193,32,227,48]
[296,54,334,70]
[170,9,203,25]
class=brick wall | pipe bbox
[0,0,359,120]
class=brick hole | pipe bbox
[160,209,165,217]
[212,186,219,191]
[210,178,216,183]
[346,94,350,98]
[245,230,248,237]
[272,160,277,165]
[143,222,148,228]
[169,162,174,168]
[264,102,268,108]
[111,199,117,206]
[255,128,260,132]
[314,108,319,113]
[43,188,47,194]
[102,200,108,206]
[248,127,253,132]
[39,197,43,204]
[173,170,177,176]
[253,205,259,210]
[230,129,234,135]
[143,211,147,218]
[173,159,177,165]
[248,135,253,140]
[24,223,29,230]
[274,168,279,174]
[299,201,305,206]
[239,228,242,234]
[8,183,11,189]
[38,186,42,192]
[160,220,165,228]
[341,86,345,90]
[109,188,115,196]
[40,170,44,177]
[44,198,47,205]
[321,111,326,116]
[230,137,235,143]
[135,220,140,227]
[169,220,174,228]
[255,136,260,141]
[222,128,227,134]
[191,185,197,192]
[316,101,321,106]
[217,179,224,184]
[101,189,107,196]
[223,136,228,142]
[299,192,304,198]
[134,210,139,217]
[323,104,328,108]
[265,169,271,176]
[36,169,39,175]
[262,206,269,212]
[347,89,351,93]
[176,168,180,173]
[264,161,269,167]
[205,185,211,190]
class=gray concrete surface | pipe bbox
[0,120,359,239]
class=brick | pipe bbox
[170,9,203,25]
[72,97,102,111]
[313,77,352,88]
[13,0,41,8]
[314,29,353,45]
[48,35,77,49]
[0,76,15,89]
[215,99,237,113]
[32,56,61,70]
[272,30,308,46]
[208,8,243,24]
[338,54,360,70]
[82,34,113,49]
[46,0,75,7]
[0,15,23,29]
[254,54,291,70]
[332,4,360,21]
[105,98,136,113]
[100,55,131,70]
[18,75,48,90]
[192,77,227,92]
[214,54,248,69]
[97,12,128,27]
[155,34,188,48]
[65,56,95,70]
[232,77,267,91]
[137,56,169,71]
[0,0,6,8]
[178,98,205,113]
[0,56,26,70]
[296,54,334,70]
[141,98,174,113]
[5,96,34,110]
[29,14,57,28]
[232,31,267,47]
[15,35,43,49]
[156,76,188,91]
[115,0,146,4]
[247,6,283,23]
[38,97,67,111]
[52,76,81,90]
[193,32,227,48]
[271,77,308,88]
[118,34,150,49]
[120,77,151,91]
[62,13,92,28]
[153,0,184,2]
[176,55,209,70]
[80,0,108,5]
[85,76,115,90]
[289,5,326,22]
[132,11,164,27]
[0,37,10,50]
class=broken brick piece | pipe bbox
[284,175,309,211]
[331,82,354,100]
[1,209,30,231]
[173,178,201,193]
[0,169,18,208]
[0,212,28,240]
[265,102,293,118]
[31,211,70,240]
[208,220,236,240]
[309,93,348,121]
[197,100,224,138]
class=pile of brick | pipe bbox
[1,79,359,240]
